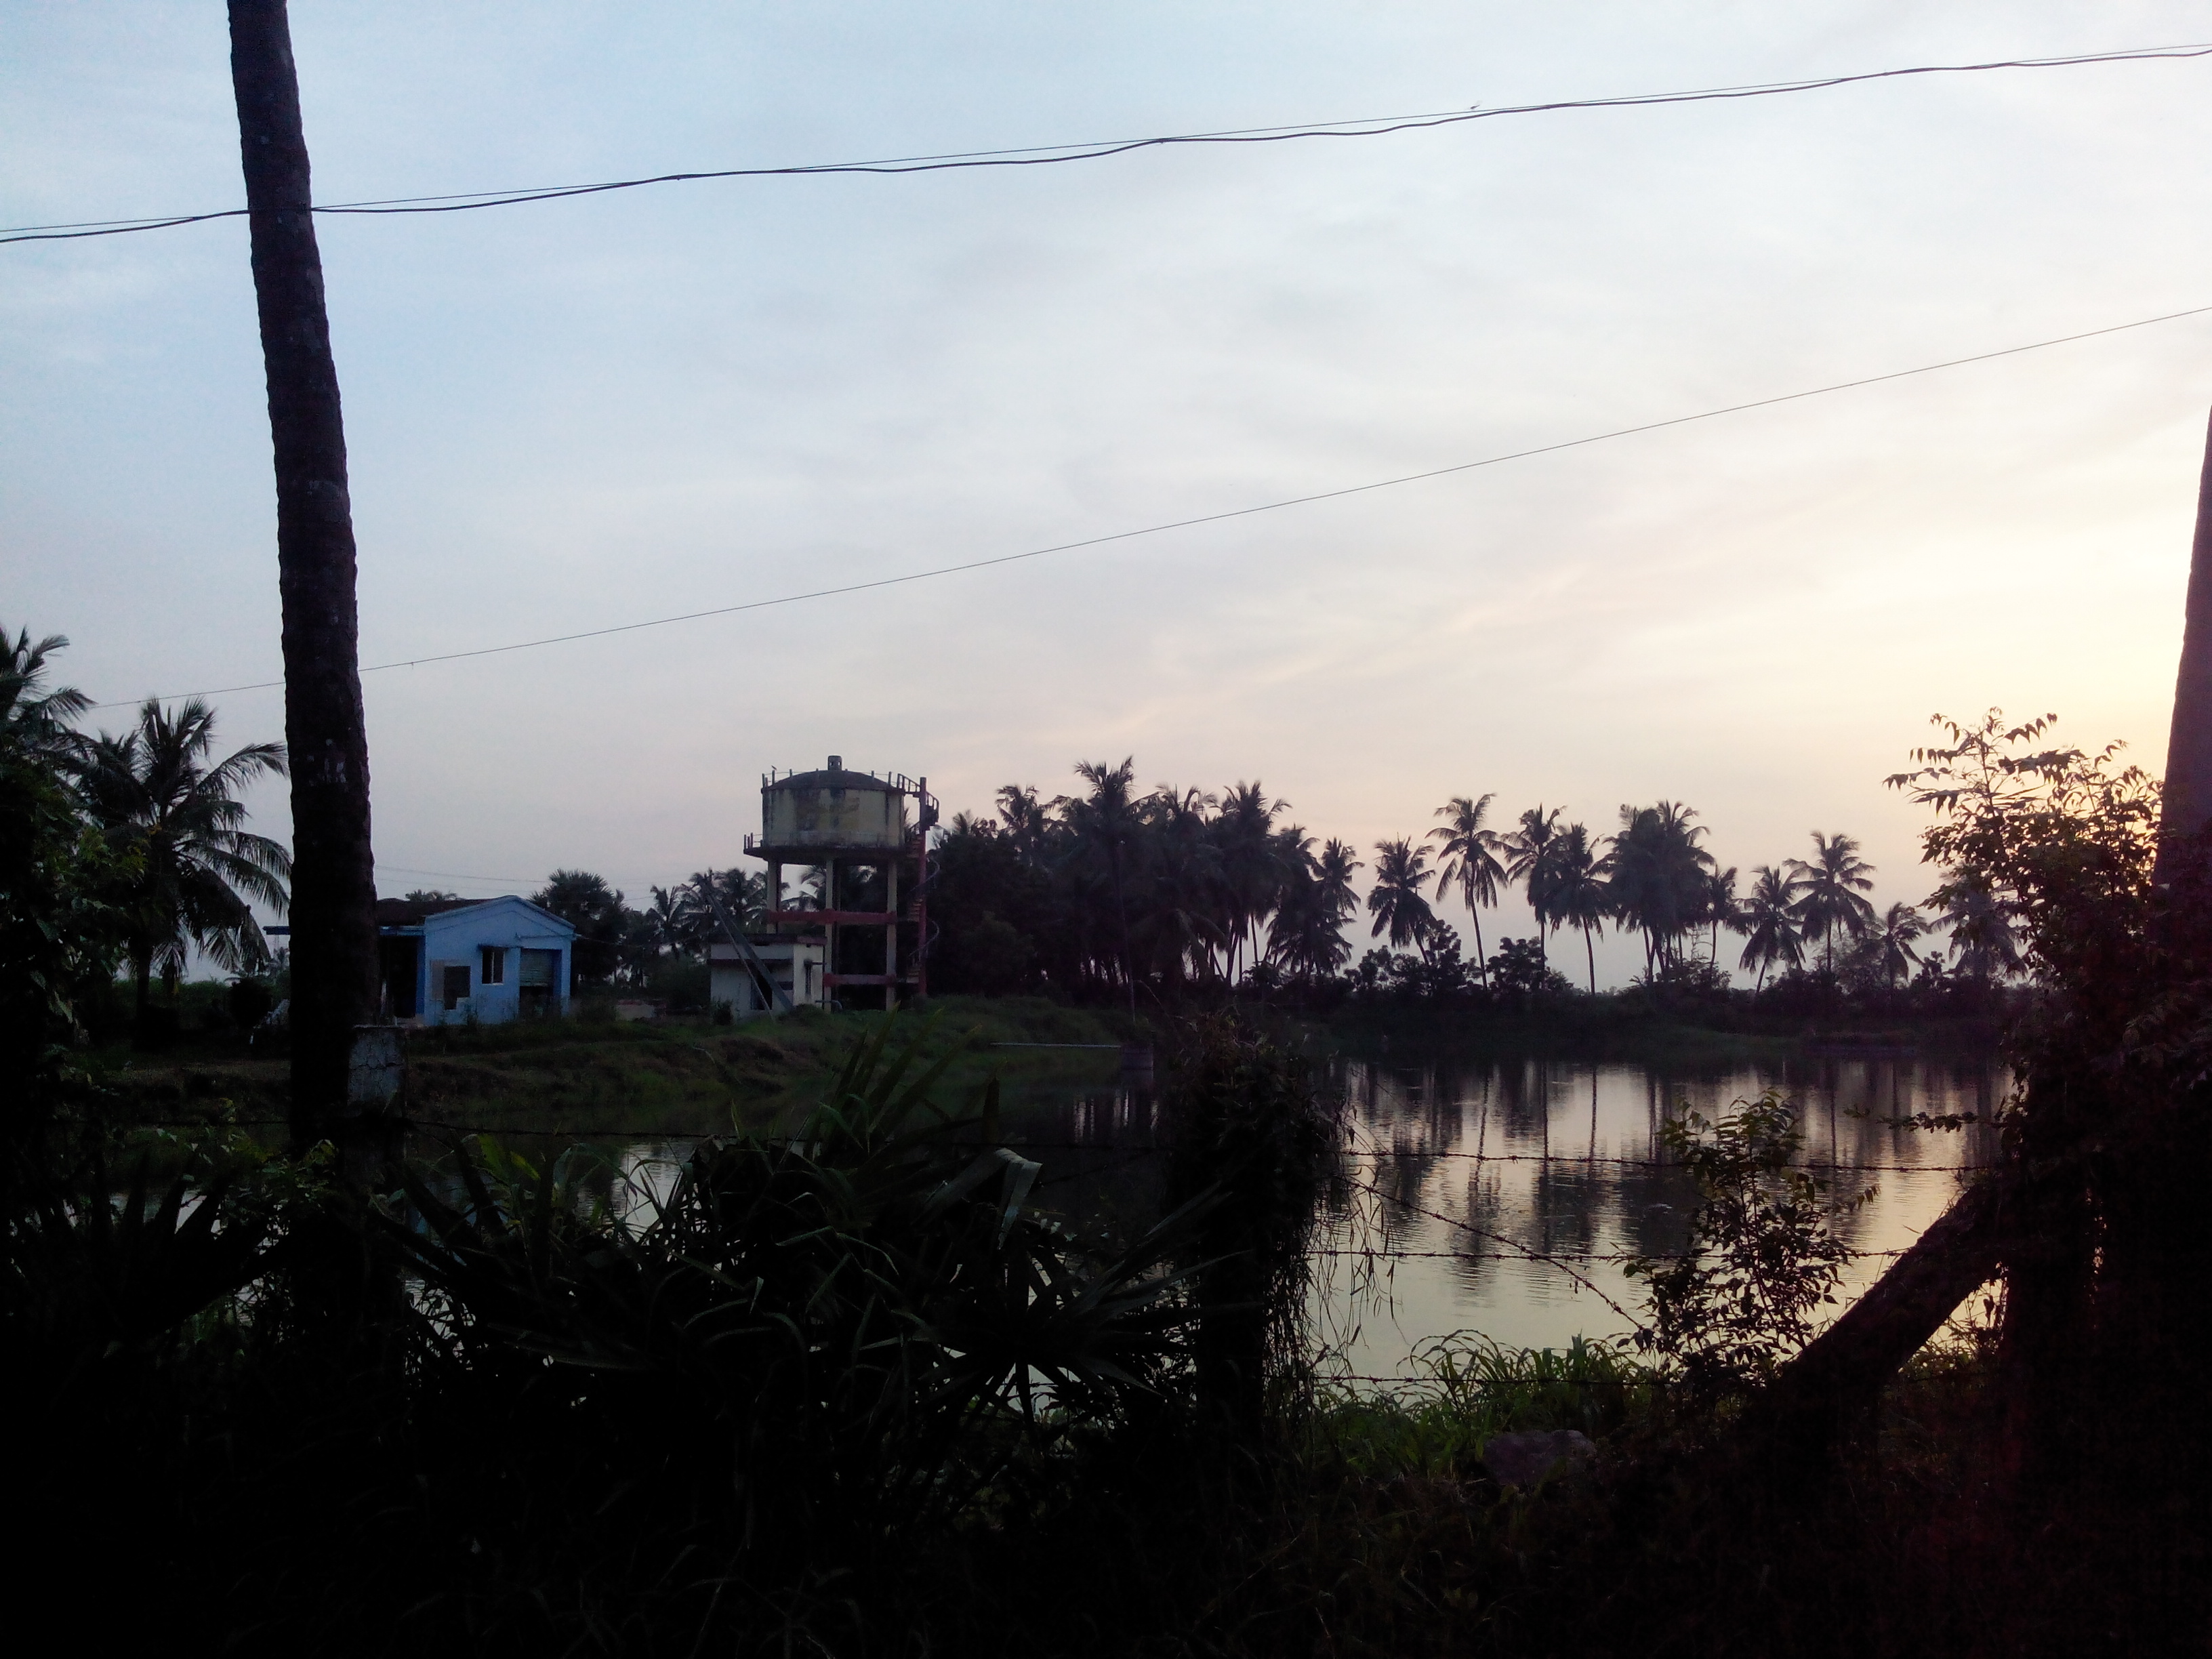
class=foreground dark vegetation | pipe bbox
[7,623,2208,1654]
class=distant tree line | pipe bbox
[924,764,2018,1012]
[924,760,1361,1001]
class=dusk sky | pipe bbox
[8,2,2211,985]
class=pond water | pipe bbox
[981,1047,2008,1379]
[538,1045,2009,1382]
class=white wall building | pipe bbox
[708,935,827,1019]
[376,895,575,1025]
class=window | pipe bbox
[441,964,471,1010]
[479,945,506,985]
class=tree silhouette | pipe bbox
[1703,865,1742,966]
[1605,800,1715,972]
[1212,780,1285,981]
[1736,865,1806,991]
[644,884,695,956]
[1366,837,1435,950]
[1504,806,1564,964]
[1271,837,1362,979]
[995,784,1052,863]
[1547,822,1612,991]
[535,869,628,985]
[1936,878,2022,981]
[1145,782,1227,987]
[1,623,91,764]
[1865,900,1929,987]
[1788,831,1878,970]
[1069,758,1143,1016]
[79,697,289,1018]
[1430,793,1507,983]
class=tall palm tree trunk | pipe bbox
[1582,924,1597,994]
[1469,907,1488,983]
[230,0,382,1153]
[2156,406,2212,872]
[1108,846,1136,1023]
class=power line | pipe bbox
[87,298,2212,713]
[6,43,2207,245]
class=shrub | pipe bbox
[1625,1090,1869,1395]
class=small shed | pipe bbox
[376,895,575,1025]
[709,935,827,1019]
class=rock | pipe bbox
[1480,1429,1596,1490]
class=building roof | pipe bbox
[375,897,482,926]
[767,767,905,795]
[375,894,575,935]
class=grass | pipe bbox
[95,992,1136,1143]
[1312,1332,1658,1481]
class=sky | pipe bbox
[6,1,2211,987]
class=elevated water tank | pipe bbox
[759,754,910,853]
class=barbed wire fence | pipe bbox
[123,1101,1999,1389]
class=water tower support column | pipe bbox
[882,857,900,1011]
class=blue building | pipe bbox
[375,895,575,1025]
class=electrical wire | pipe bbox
[5,43,2206,245]
[86,298,2212,712]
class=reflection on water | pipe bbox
[1311,1053,2005,1375]
[1002,1049,2006,1380]
[462,1048,2005,1382]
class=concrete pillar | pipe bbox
[883,857,900,1010]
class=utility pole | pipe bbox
[2159,407,2212,876]
[228,0,382,1152]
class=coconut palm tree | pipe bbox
[1736,865,1805,991]
[79,697,289,1018]
[1504,806,1564,964]
[688,867,763,935]
[1214,780,1286,981]
[1269,836,1364,980]
[644,884,695,956]
[1069,758,1143,1014]
[1788,831,1878,970]
[1430,793,1507,983]
[1,623,91,762]
[1143,783,1227,985]
[1546,823,1612,992]
[1366,837,1435,950]
[1605,801,1715,972]
[996,784,1053,865]
[1938,880,2022,981]
[1865,900,1929,987]
[1702,865,1741,966]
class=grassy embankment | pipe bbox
[99,994,1137,1143]
[1324,994,2004,1065]
[103,984,2001,1146]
